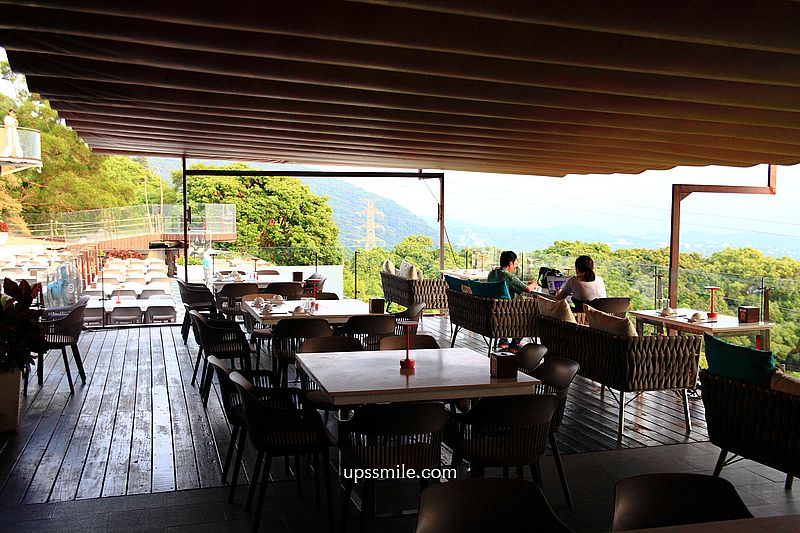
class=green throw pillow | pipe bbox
[704,333,775,387]
[468,280,510,299]
[444,275,466,292]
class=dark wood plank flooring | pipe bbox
[0,316,707,506]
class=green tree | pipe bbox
[175,163,343,265]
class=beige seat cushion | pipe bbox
[584,304,638,337]
[771,368,800,396]
[398,260,413,278]
[382,259,396,275]
[535,295,576,323]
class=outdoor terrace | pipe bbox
[1,316,798,532]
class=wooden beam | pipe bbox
[667,164,777,307]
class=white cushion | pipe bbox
[536,296,576,323]
[584,304,638,337]
[398,260,413,278]
[407,265,419,280]
[381,259,396,275]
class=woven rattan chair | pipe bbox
[265,281,304,300]
[314,292,340,300]
[445,394,557,482]
[339,403,448,533]
[35,303,88,394]
[611,473,752,531]
[537,314,701,440]
[392,302,425,335]
[206,356,277,497]
[177,279,216,343]
[187,308,240,386]
[521,353,580,508]
[586,297,630,317]
[415,478,573,533]
[701,370,800,490]
[108,306,142,325]
[298,336,363,416]
[191,311,254,405]
[271,318,332,386]
[379,334,440,350]
[380,271,448,313]
[215,283,258,320]
[341,315,396,351]
[230,371,334,533]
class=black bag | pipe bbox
[537,266,564,287]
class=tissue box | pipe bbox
[490,352,518,379]
[738,306,760,323]
[369,298,385,314]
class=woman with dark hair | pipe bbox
[555,255,606,302]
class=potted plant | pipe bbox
[0,222,9,246]
[0,279,42,432]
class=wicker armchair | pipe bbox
[340,314,396,351]
[339,403,448,533]
[230,372,334,533]
[701,370,799,490]
[271,318,332,386]
[525,354,580,508]
[190,311,253,406]
[380,271,448,312]
[537,315,701,440]
[35,303,88,394]
[392,302,425,335]
[445,394,557,481]
[206,356,276,490]
[416,478,573,533]
[446,289,537,355]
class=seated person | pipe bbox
[487,250,538,351]
[555,255,606,306]
[487,250,538,296]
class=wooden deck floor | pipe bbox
[0,317,707,507]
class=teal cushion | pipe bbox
[468,279,511,299]
[444,275,466,292]
[704,333,775,387]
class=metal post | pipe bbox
[439,175,445,271]
[353,250,359,299]
[182,155,189,282]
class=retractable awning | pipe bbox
[2,0,800,176]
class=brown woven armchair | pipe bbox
[701,370,799,490]
[446,289,537,355]
[537,315,701,440]
[380,271,448,312]
[445,394,557,481]
[339,402,448,533]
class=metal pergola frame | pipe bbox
[180,157,445,280]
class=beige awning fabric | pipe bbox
[2,0,800,176]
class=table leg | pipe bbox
[636,318,644,336]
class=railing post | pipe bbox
[353,249,359,299]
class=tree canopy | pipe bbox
[173,163,343,264]
[1,61,177,224]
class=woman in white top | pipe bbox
[555,255,606,302]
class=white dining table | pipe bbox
[296,347,539,406]
[242,297,379,326]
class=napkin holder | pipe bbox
[738,306,760,323]
[370,298,385,314]
[490,352,518,379]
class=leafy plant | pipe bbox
[0,279,43,372]
[0,222,9,233]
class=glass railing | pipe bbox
[0,127,41,161]
[11,203,236,243]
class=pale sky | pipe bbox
[324,163,800,241]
